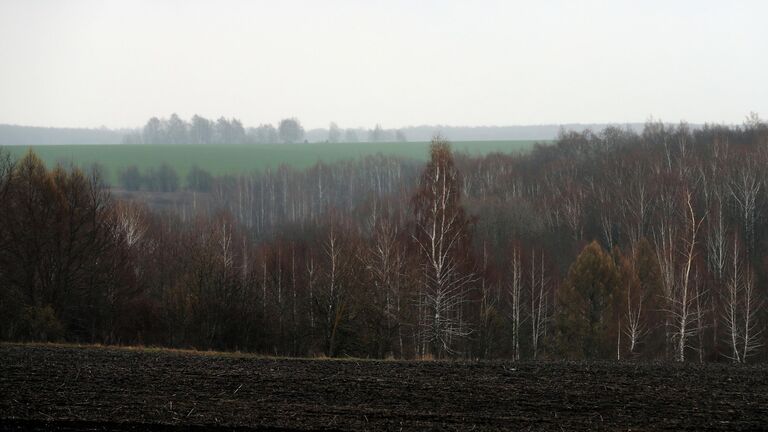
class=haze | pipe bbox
[1,0,766,129]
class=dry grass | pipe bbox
[0,341,412,363]
[0,341,280,360]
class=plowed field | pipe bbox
[1,344,766,431]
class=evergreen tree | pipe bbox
[556,241,621,359]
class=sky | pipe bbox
[0,0,766,130]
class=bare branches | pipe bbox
[668,191,706,362]
[728,159,762,255]
[722,237,764,363]
[624,284,648,355]
[363,215,407,358]
[508,247,523,361]
[530,250,551,361]
[413,138,475,358]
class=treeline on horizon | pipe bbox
[125,114,408,145]
[0,118,672,146]
[2,116,768,363]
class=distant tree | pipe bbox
[86,163,109,187]
[328,122,342,143]
[743,112,768,147]
[344,129,359,143]
[251,124,278,144]
[743,111,765,131]
[190,115,213,145]
[142,117,163,144]
[145,164,179,192]
[158,164,180,192]
[395,129,407,142]
[556,241,622,359]
[119,165,143,191]
[369,124,384,142]
[231,118,246,144]
[278,118,305,144]
[187,165,213,192]
[215,117,233,144]
[0,148,13,199]
[121,133,143,145]
[166,113,188,144]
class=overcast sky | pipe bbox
[0,0,766,129]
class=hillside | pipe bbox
[2,140,541,186]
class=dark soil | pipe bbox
[1,344,767,431]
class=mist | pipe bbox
[1,0,766,130]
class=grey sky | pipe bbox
[0,0,766,129]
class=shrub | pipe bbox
[20,305,65,342]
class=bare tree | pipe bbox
[669,191,706,362]
[412,137,475,358]
[728,158,761,255]
[722,237,763,363]
[364,215,406,358]
[322,227,343,356]
[507,247,523,361]
[529,250,550,361]
[477,243,499,359]
[692,269,708,363]
[705,188,728,282]
[623,281,647,356]
[740,266,762,362]
[306,254,317,333]
[316,223,357,357]
[217,220,233,270]
[622,162,653,249]
[595,182,618,250]
[654,217,677,359]
[560,175,586,241]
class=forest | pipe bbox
[1,117,768,363]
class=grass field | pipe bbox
[2,343,767,431]
[3,140,541,186]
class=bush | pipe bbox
[119,165,143,191]
[20,305,65,342]
[145,164,179,192]
[186,165,213,192]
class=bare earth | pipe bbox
[1,344,767,431]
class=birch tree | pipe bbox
[507,247,523,360]
[412,137,474,358]
[668,191,706,362]
[529,250,550,361]
[618,254,647,356]
[363,215,407,358]
[728,158,762,256]
[722,237,763,363]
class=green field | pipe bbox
[3,141,541,186]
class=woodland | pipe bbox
[2,118,768,363]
